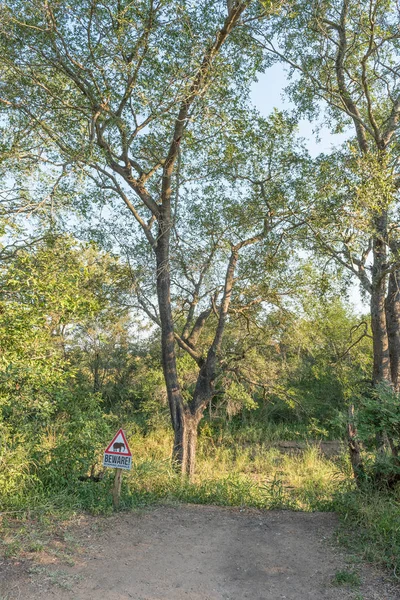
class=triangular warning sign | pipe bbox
[104,429,132,456]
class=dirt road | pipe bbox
[1,505,398,599]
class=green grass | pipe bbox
[334,486,400,576]
[332,569,361,587]
[116,427,349,512]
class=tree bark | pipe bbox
[370,215,391,385]
[371,283,391,385]
[181,412,201,479]
[155,207,186,466]
[386,270,400,391]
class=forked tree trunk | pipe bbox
[155,195,262,477]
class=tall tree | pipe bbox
[1,0,286,474]
[122,109,307,474]
[257,0,400,386]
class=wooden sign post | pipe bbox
[103,429,132,510]
[112,468,123,509]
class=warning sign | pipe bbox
[103,429,132,470]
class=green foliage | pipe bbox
[215,292,371,429]
[0,425,42,507]
[265,0,400,140]
[224,380,258,415]
[35,390,111,488]
[345,383,400,487]
[0,229,374,519]
[357,383,400,452]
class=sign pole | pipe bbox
[113,468,123,510]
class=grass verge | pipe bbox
[334,486,400,577]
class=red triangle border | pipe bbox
[104,428,132,456]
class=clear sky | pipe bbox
[250,64,368,314]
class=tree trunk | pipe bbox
[155,207,186,466]
[370,217,391,385]
[385,270,400,390]
[181,412,201,479]
[170,410,206,479]
[371,283,391,385]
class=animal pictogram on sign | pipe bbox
[113,442,125,452]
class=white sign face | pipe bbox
[103,429,132,470]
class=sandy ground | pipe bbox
[1,505,399,600]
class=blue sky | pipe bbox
[251,64,350,157]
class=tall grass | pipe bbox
[0,425,348,515]
[119,427,349,512]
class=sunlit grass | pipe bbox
[122,429,350,512]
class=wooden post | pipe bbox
[113,468,123,509]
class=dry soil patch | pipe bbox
[1,505,398,600]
